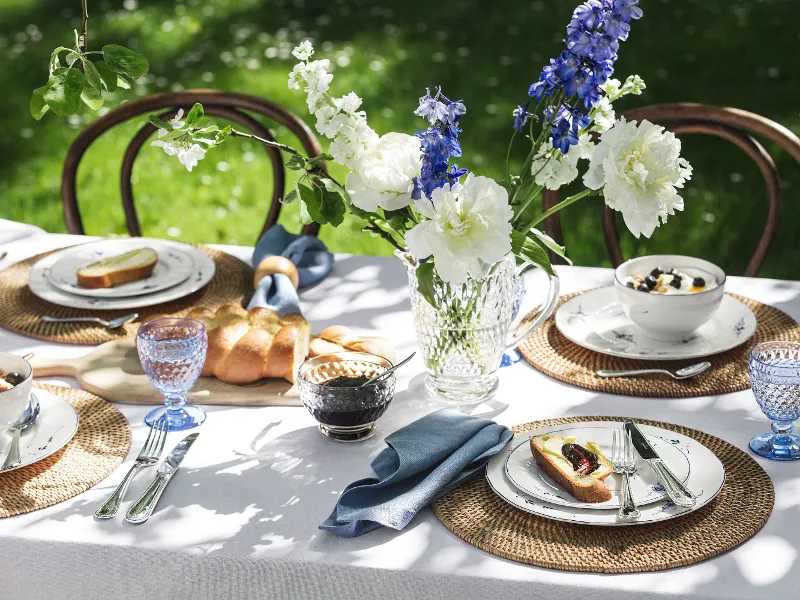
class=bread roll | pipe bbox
[310,326,396,364]
[254,256,300,289]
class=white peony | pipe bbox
[583,118,692,238]
[531,134,594,190]
[405,174,513,284]
[345,133,422,211]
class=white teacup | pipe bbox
[0,353,33,429]
[614,255,726,341]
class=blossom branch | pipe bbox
[78,0,88,54]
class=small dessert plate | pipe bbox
[555,287,756,360]
[0,388,79,473]
[486,421,726,527]
[504,426,691,510]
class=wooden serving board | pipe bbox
[30,338,301,406]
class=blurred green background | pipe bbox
[1,0,798,278]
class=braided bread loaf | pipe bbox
[142,308,395,385]
[184,304,311,384]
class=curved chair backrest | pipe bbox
[542,103,800,276]
[61,90,325,244]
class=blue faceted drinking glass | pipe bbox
[137,318,208,431]
[747,341,800,461]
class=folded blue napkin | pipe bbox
[320,409,514,537]
[247,225,334,315]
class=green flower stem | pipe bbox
[520,188,598,233]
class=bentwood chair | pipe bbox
[542,103,800,276]
[61,90,325,243]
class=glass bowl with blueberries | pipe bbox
[298,352,396,442]
[614,255,726,341]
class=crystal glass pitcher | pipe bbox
[399,252,559,404]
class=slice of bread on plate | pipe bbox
[530,434,613,503]
[77,247,158,289]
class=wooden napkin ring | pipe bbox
[254,256,299,289]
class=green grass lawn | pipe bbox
[1,0,799,277]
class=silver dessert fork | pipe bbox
[95,416,168,519]
[612,429,640,520]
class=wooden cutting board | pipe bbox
[29,338,301,406]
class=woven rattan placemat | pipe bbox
[432,416,773,573]
[0,245,253,345]
[517,290,799,397]
[0,384,131,519]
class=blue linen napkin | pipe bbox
[247,224,334,315]
[320,409,514,537]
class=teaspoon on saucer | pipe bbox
[596,361,711,380]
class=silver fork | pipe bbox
[95,416,168,519]
[612,429,640,520]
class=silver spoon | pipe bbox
[362,352,416,386]
[596,361,711,380]
[2,392,41,470]
[41,313,139,330]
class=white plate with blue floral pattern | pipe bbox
[504,425,691,510]
[28,240,215,310]
[0,388,79,473]
[486,421,726,527]
[554,287,757,360]
[44,238,197,298]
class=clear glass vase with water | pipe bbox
[400,251,559,404]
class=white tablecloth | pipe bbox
[0,223,797,600]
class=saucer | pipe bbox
[0,388,79,473]
[554,287,757,360]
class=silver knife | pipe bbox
[125,433,199,524]
[624,421,696,508]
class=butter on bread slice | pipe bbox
[77,247,158,289]
[530,434,613,503]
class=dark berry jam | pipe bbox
[320,375,371,388]
[561,443,600,475]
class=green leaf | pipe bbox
[282,189,299,204]
[81,59,103,91]
[415,262,438,308]
[529,228,572,265]
[297,184,319,225]
[43,68,87,116]
[511,231,555,276]
[286,154,307,171]
[186,103,204,126]
[102,44,149,79]
[94,61,117,92]
[215,125,232,144]
[319,188,347,226]
[30,86,49,120]
[116,74,132,89]
[298,199,313,225]
[147,114,172,130]
[308,152,333,166]
[80,87,104,110]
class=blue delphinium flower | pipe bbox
[521,0,642,151]
[413,87,468,200]
[513,103,530,132]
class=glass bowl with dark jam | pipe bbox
[298,352,396,442]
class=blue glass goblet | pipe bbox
[748,341,800,461]
[137,318,208,431]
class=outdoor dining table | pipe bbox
[0,219,797,600]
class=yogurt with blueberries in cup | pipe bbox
[623,266,718,295]
[615,255,726,341]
